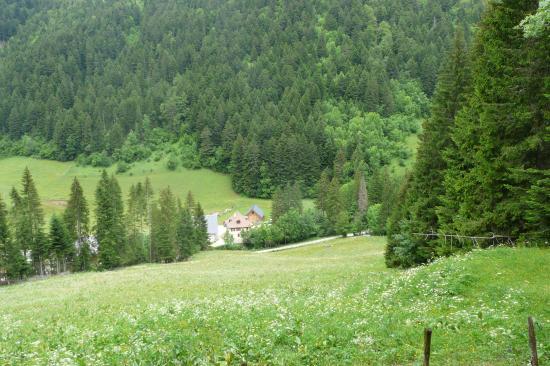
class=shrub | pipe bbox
[116,161,130,174]
[166,154,178,170]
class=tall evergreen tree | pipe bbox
[20,167,47,275]
[151,187,177,262]
[193,202,209,251]
[95,170,126,269]
[385,30,471,266]
[440,0,547,245]
[64,177,90,270]
[48,215,72,273]
[175,205,197,260]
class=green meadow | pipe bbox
[0,156,272,219]
[0,236,547,365]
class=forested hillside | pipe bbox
[0,0,483,196]
[386,0,549,268]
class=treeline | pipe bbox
[0,168,209,283]
[0,0,483,196]
[386,0,549,268]
[243,158,402,249]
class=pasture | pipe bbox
[0,236,548,365]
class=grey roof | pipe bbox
[247,204,265,218]
[205,214,219,235]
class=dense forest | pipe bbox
[0,0,484,196]
[386,0,549,267]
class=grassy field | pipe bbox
[0,156,272,220]
[0,236,548,365]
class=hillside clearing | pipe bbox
[0,156,272,219]
[0,237,548,365]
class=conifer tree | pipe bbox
[0,195,9,278]
[176,206,196,260]
[95,170,125,269]
[20,167,47,275]
[151,187,177,262]
[355,172,369,232]
[440,0,547,245]
[2,192,27,281]
[194,202,209,251]
[49,215,72,273]
[64,177,90,270]
[143,177,154,261]
[386,30,471,266]
[315,169,331,215]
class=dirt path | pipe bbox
[256,236,345,253]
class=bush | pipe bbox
[166,154,179,170]
[116,161,130,174]
[88,151,112,167]
[243,209,321,250]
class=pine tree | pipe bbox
[355,171,369,232]
[49,215,72,273]
[441,0,547,245]
[151,187,177,262]
[143,177,154,261]
[0,195,9,279]
[64,177,90,270]
[315,169,331,215]
[176,206,197,259]
[20,167,47,275]
[386,30,471,266]
[194,202,209,251]
[95,170,126,269]
[2,193,28,282]
[230,135,246,193]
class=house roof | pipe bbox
[247,204,265,218]
[205,214,218,235]
[224,211,252,229]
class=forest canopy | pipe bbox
[0,0,484,196]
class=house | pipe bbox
[223,211,252,243]
[205,213,219,242]
[246,204,265,224]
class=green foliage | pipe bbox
[1,240,548,365]
[243,209,319,249]
[151,187,177,263]
[387,0,549,268]
[95,171,126,269]
[0,0,483,196]
[48,215,72,273]
[271,183,303,223]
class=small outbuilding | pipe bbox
[246,204,265,224]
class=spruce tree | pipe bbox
[151,187,177,262]
[315,169,331,215]
[176,206,197,259]
[441,0,547,245]
[0,195,9,278]
[386,30,471,266]
[95,170,126,269]
[20,167,47,275]
[64,177,90,270]
[49,215,71,273]
[194,202,209,251]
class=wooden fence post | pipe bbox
[424,328,432,366]
[528,316,539,366]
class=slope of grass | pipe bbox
[0,237,547,365]
[0,156,271,219]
